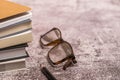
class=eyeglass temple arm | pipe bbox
[63,59,73,70]
[63,56,77,70]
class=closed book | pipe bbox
[0,58,26,72]
[0,29,32,49]
[0,12,32,29]
[0,43,29,62]
[0,0,31,20]
[0,20,32,38]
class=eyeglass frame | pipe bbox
[39,28,77,70]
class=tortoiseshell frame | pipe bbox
[40,28,77,70]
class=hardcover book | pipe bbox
[0,43,29,62]
[0,29,32,49]
[0,0,31,20]
[0,20,31,38]
[0,12,32,29]
[0,58,26,72]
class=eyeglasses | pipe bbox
[39,28,77,70]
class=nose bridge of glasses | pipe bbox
[46,39,63,46]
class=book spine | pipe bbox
[0,43,28,51]
[0,29,32,49]
[0,28,32,39]
[0,19,31,30]
[0,12,32,29]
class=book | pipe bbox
[0,43,29,62]
[0,0,31,20]
[0,20,31,38]
[0,29,32,49]
[0,58,26,72]
[0,0,32,72]
[0,12,32,29]
[0,43,28,51]
[0,19,31,30]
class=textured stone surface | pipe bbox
[0,0,120,80]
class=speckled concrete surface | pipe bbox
[1,0,120,80]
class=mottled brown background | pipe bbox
[0,0,120,80]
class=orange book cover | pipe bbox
[0,0,31,20]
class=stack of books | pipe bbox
[0,0,32,72]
